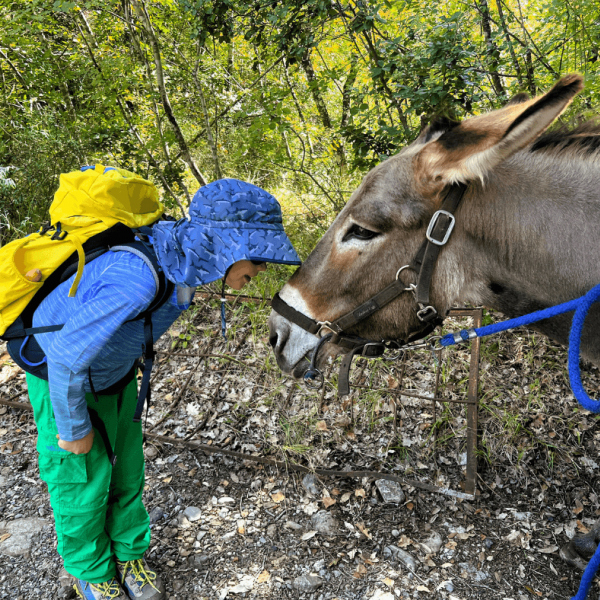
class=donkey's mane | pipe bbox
[529,118,600,157]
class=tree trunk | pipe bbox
[340,54,359,129]
[193,55,223,180]
[476,0,505,98]
[130,0,207,186]
[495,0,524,87]
[300,48,333,129]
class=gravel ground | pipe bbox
[1,295,599,599]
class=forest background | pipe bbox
[0,0,599,261]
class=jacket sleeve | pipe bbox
[42,255,157,441]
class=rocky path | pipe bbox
[1,299,600,599]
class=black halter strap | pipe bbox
[271,182,468,396]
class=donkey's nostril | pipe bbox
[269,333,278,349]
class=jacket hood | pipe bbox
[152,178,301,287]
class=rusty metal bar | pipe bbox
[464,307,482,496]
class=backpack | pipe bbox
[1,165,175,464]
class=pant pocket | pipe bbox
[38,452,88,484]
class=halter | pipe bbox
[271,182,468,396]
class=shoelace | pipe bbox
[74,579,122,599]
[117,559,160,593]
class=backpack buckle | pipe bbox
[51,222,68,241]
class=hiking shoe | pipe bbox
[116,558,165,599]
[74,578,128,600]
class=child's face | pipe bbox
[225,260,267,290]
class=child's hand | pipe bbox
[56,430,95,455]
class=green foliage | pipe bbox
[1,0,599,244]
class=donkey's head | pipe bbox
[269,75,584,378]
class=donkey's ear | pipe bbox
[414,74,584,198]
[413,116,461,145]
[504,92,530,106]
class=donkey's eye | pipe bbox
[343,224,379,242]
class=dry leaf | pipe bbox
[316,421,328,432]
[398,534,412,548]
[576,520,589,533]
[0,365,19,385]
[416,585,431,593]
[383,577,394,588]
[357,522,372,539]
[355,488,366,498]
[0,533,11,543]
[271,492,285,503]
[0,429,7,436]
[256,570,271,584]
[524,585,542,597]
[322,497,336,508]
[386,376,399,389]
[353,564,368,578]
[538,546,558,554]
[341,492,352,503]
[406,502,415,510]
[188,468,197,477]
[301,531,317,541]
[445,541,457,550]
[331,488,340,496]
[162,476,172,484]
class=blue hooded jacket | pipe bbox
[31,178,300,442]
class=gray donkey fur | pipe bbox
[268,74,600,570]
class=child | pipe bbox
[10,178,300,600]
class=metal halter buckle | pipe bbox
[426,210,456,246]
[316,321,335,337]
[417,305,438,322]
[303,368,324,390]
[361,342,386,358]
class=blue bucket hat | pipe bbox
[152,178,301,287]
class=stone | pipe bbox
[144,446,159,460]
[218,497,235,505]
[183,506,202,521]
[385,545,417,571]
[458,562,489,582]
[0,475,7,488]
[375,479,405,503]
[284,520,303,531]
[292,574,322,593]
[302,473,320,496]
[230,574,254,594]
[57,586,76,599]
[0,517,49,557]
[311,511,338,535]
[420,531,443,554]
[58,569,73,587]
[149,507,166,524]
[188,554,210,569]
[370,591,394,600]
[484,538,494,549]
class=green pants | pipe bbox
[27,373,150,583]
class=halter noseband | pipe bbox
[271,182,468,396]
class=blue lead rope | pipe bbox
[439,282,600,599]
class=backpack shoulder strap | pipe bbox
[110,238,174,318]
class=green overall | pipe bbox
[27,373,150,583]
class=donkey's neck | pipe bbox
[442,152,600,361]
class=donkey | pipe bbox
[268,74,600,570]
